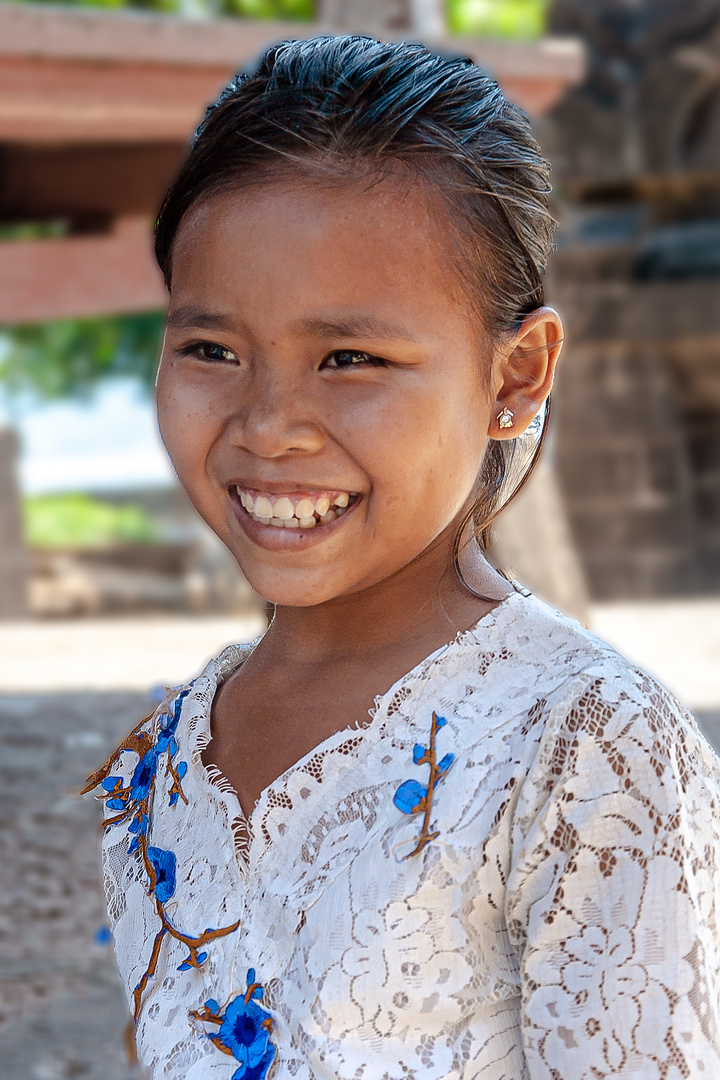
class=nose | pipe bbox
[225,369,325,459]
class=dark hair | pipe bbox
[154,35,555,558]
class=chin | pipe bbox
[238,564,348,609]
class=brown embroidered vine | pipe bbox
[83,687,240,1023]
[393,711,454,858]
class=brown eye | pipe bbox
[185,342,238,364]
[322,350,383,369]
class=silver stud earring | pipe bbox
[497,407,514,429]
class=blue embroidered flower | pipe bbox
[94,925,112,946]
[156,687,191,753]
[146,846,176,903]
[178,950,207,971]
[217,971,275,1080]
[88,682,240,1029]
[127,812,149,853]
[393,778,429,814]
[105,796,127,811]
[129,748,158,802]
[102,689,190,839]
[128,812,149,835]
[394,712,454,858]
[192,970,276,1080]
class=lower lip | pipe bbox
[229,491,361,551]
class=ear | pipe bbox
[489,307,563,439]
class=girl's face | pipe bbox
[157,177,503,606]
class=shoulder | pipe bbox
[449,591,620,697]
[458,591,707,742]
[82,682,195,836]
[84,637,256,797]
[495,612,720,1077]
[441,591,720,818]
[506,615,720,886]
[526,632,718,811]
[437,591,638,752]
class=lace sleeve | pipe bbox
[507,664,720,1079]
[82,708,162,1015]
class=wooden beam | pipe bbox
[0,7,585,323]
[0,51,580,145]
[0,143,186,222]
[0,219,166,324]
[0,4,583,80]
[0,6,585,145]
[0,56,232,143]
[0,3,306,67]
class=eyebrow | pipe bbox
[166,307,418,343]
[165,307,240,332]
[290,314,418,343]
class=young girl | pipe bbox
[86,36,720,1080]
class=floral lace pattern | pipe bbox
[93,593,720,1079]
[83,687,240,1025]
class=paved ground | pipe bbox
[0,602,718,1078]
[0,613,266,693]
[0,691,152,1080]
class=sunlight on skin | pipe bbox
[157,176,562,616]
[155,174,562,813]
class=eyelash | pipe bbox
[322,350,386,369]
[180,341,239,364]
[180,343,386,369]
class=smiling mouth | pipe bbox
[232,487,360,529]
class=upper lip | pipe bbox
[228,480,357,495]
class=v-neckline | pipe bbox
[190,589,524,859]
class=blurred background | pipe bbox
[0,0,718,1076]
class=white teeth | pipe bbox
[273,497,295,520]
[239,488,355,528]
[254,495,273,519]
[295,498,315,519]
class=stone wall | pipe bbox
[551,266,720,598]
[0,427,28,619]
[546,0,720,598]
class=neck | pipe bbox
[263,530,511,664]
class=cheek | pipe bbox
[156,365,214,484]
[338,381,488,521]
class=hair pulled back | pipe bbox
[154,35,556,555]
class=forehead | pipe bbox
[168,175,474,340]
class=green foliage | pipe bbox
[24,492,158,548]
[13,0,545,33]
[15,0,314,15]
[448,0,548,38]
[0,221,68,241]
[213,0,313,17]
[0,312,164,401]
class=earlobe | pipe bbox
[490,306,563,439]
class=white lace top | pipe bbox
[93,591,720,1080]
